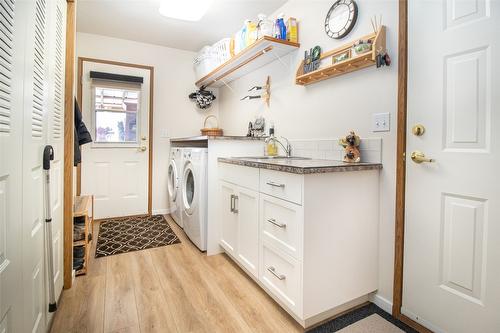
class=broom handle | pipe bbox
[43,145,57,313]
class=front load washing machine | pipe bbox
[180,148,208,251]
[168,147,183,228]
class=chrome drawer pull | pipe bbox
[266,181,285,188]
[233,195,239,214]
[267,266,286,280]
[267,218,286,228]
[230,194,239,214]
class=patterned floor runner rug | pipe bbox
[95,214,180,258]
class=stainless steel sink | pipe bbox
[237,156,311,161]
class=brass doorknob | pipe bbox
[139,146,147,152]
[411,151,434,164]
[412,124,425,136]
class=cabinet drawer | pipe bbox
[259,169,302,204]
[218,163,259,191]
[260,194,302,260]
[260,241,301,316]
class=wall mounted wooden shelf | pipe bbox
[195,36,300,88]
[296,26,386,86]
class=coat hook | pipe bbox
[248,86,263,92]
[240,95,262,101]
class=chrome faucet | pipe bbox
[265,136,292,157]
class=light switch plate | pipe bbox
[160,129,169,138]
[372,113,390,132]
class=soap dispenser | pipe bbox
[266,124,278,156]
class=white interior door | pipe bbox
[404,1,500,332]
[45,0,66,307]
[0,0,24,331]
[81,61,151,219]
[1,0,65,331]
[22,0,50,331]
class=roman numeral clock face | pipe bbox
[325,0,358,39]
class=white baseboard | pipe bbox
[152,208,170,215]
[371,293,393,314]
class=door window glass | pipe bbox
[93,86,140,143]
[185,170,195,207]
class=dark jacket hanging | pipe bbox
[74,98,92,166]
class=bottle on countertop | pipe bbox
[266,124,278,156]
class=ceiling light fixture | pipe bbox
[159,0,213,21]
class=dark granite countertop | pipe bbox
[170,135,266,143]
[218,157,382,174]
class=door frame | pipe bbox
[392,1,432,332]
[63,0,76,290]
[76,57,155,215]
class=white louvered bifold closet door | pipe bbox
[22,0,49,331]
[1,0,67,331]
[45,0,66,309]
[0,0,24,332]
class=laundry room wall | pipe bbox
[217,0,398,312]
[76,32,219,215]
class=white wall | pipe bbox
[217,0,398,307]
[76,32,218,215]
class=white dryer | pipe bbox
[181,148,208,251]
[168,147,183,228]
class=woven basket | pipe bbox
[200,115,223,137]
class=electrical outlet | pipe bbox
[372,113,390,132]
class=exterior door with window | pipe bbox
[81,61,151,219]
[403,1,499,332]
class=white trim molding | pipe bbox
[153,208,170,215]
[371,293,393,314]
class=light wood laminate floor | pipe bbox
[50,215,304,333]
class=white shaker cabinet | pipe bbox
[219,181,238,257]
[218,164,260,278]
[217,161,381,329]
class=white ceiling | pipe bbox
[76,0,288,52]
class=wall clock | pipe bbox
[325,0,358,39]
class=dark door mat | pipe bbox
[95,214,180,258]
[307,303,419,333]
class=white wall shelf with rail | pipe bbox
[195,36,300,88]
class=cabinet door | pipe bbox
[219,181,237,256]
[236,187,259,278]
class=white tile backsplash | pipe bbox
[290,138,382,163]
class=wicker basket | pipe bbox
[200,115,223,137]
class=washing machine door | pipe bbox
[167,160,179,201]
[182,162,197,215]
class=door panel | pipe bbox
[80,61,151,219]
[404,1,500,332]
[1,0,65,331]
[219,181,237,256]
[45,0,66,302]
[23,0,48,331]
[0,0,26,331]
[236,187,259,278]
